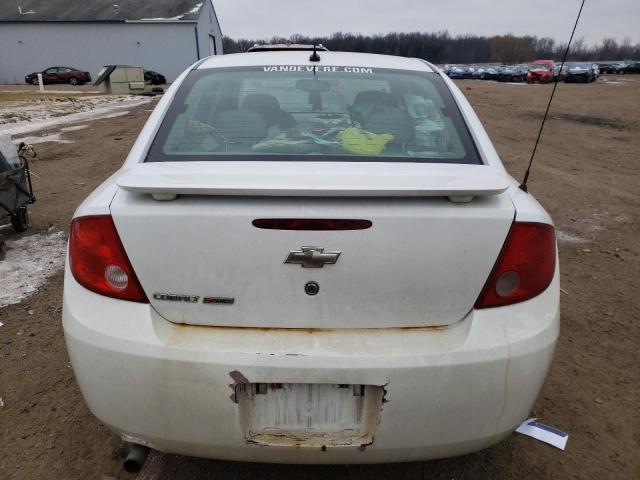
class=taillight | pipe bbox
[475,222,556,309]
[69,216,148,303]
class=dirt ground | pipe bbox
[0,76,638,479]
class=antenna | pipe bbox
[519,0,587,192]
[309,44,321,62]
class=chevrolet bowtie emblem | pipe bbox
[285,246,341,268]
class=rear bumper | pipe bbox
[63,268,560,464]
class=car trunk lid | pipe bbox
[110,162,515,329]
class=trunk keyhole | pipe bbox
[305,281,320,296]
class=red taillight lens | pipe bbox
[69,216,148,303]
[475,222,556,309]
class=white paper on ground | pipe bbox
[516,418,569,450]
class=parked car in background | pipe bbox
[25,66,91,86]
[527,65,551,83]
[470,68,485,80]
[527,60,555,84]
[447,66,472,79]
[564,63,595,83]
[553,64,564,81]
[497,65,527,82]
[617,61,640,74]
[516,65,530,82]
[472,67,498,80]
[496,66,512,82]
[63,50,559,466]
[597,62,621,74]
[447,67,464,79]
[484,67,499,80]
[144,70,167,85]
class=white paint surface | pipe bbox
[58,50,561,463]
[0,231,67,308]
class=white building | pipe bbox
[0,0,223,84]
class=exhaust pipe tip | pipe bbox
[123,443,150,474]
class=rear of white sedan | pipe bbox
[63,51,559,464]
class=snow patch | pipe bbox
[14,124,89,145]
[102,111,130,120]
[0,95,151,137]
[14,133,74,145]
[140,2,203,21]
[0,231,67,308]
[140,15,185,21]
[61,125,88,132]
[557,230,589,244]
[186,2,204,15]
[0,90,100,94]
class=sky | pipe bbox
[214,0,640,45]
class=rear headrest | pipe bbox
[241,93,295,129]
[242,94,281,115]
[353,90,397,108]
[213,110,268,143]
[362,108,415,145]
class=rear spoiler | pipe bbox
[117,162,510,203]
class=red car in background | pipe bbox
[25,66,92,86]
[527,60,555,83]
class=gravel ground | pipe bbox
[0,76,638,479]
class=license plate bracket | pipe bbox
[238,383,384,448]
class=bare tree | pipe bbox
[222,32,639,63]
[491,35,535,64]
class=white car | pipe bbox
[63,50,559,467]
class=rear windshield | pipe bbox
[147,66,480,164]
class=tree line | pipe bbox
[223,32,640,64]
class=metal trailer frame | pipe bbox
[0,142,36,233]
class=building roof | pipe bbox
[0,0,206,22]
[198,51,434,72]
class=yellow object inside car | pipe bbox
[338,128,394,156]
